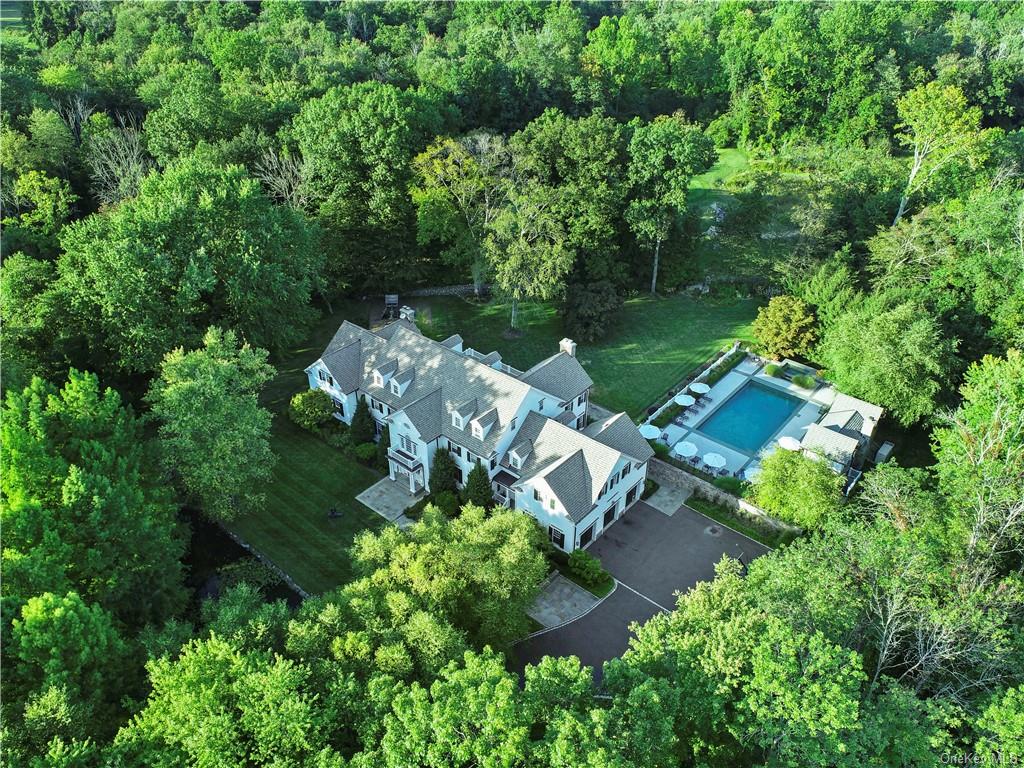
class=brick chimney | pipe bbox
[559,338,577,357]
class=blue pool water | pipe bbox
[697,381,801,453]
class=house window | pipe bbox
[490,456,497,470]
[548,526,565,549]
[534,488,541,502]
[452,414,463,429]
[577,394,585,407]
[510,454,521,470]
[579,524,594,548]
[510,417,517,431]
[603,507,615,527]
[332,398,344,417]
[373,372,383,387]
[538,399,545,411]
[621,465,628,480]
[390,380,400,395]
[549,497,556,510]
[400,435,416,454]
[472,423,483,439]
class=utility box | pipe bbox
[873,441,895,464]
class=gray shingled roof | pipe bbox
[521,352,594,403]
[542,451,593,522]
[401,388,443,442]
[512,412,623,522]
[801,423,860,465]
[584,413,655,462]
[320,341,363,393]
[820,393,882,439]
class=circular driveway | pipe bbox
[512,500,769,678]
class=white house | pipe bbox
[305,319,654,552]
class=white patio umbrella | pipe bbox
[689,382,711,394]
[703,452,727,469]
[639,424,660,440]
[673,393,696,406]
[674,441,699,458]
[778,435,802,451]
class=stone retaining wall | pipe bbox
[648,458,801,539]
[405,283,490,298]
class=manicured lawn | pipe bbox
[229,301,385,595]
[415,294,759,417]
[1,0,27,30]
[228,417,384,595]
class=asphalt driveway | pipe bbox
[512,501,769,678]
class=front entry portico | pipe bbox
[387,446,425,494]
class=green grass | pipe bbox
[685,497,799,549]
[227,417,384,595]
[415,294,759,417]
[226,301,388,595]
[686,147,810,281]
[1,0,27,30]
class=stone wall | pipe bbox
[648,458,801,539]
[405,283,490,298]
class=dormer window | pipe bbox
[510,453,521,470]
[373,372,383,387]
[472,423,483,439]
[452,413,464,429]
[390,380,401,396]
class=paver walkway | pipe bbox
[355,478,417,529]
[527,574,600,629]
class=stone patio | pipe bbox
[644,483,691,517]
[527,574,601,629]
[355,478,418,530]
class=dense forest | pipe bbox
[1,1,1022,766]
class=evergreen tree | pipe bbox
[430,449,459,495]
[350,397,376,445]
[463,463,494,509]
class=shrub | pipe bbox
[705,348,747,386]
[289,389,334,431]
[652,403,683,428]
[568,550,607,588]
[430,449,459,494]
[791,373,816,389]
[642,479,659,499]
[353,442,377,464]
[462,462,493,509]
[652,441,670,458]
[405,497,429,520]
[432,490,460,518]
[713,475,747,495]
[764,363,784,377]
[323,423,349,450]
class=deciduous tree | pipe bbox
[147,328,276,522]
[751,295,817,361]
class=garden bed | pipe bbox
[686,496,799,549]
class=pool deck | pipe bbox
[651,357,837,479]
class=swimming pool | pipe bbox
[697,381,801,454]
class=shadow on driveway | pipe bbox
[511,501,769,679]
